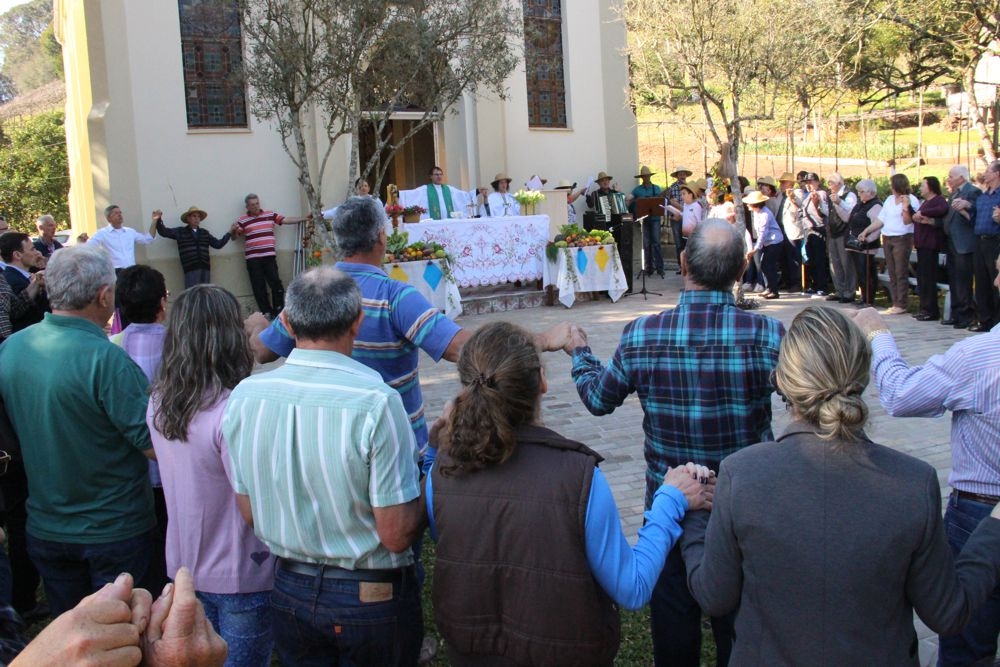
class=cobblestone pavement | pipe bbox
[415,272,975,665]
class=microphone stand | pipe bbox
[616,215,661,300]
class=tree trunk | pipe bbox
[966,66,998,165]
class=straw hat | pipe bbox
[777,172,797,183]
[671,166,693,178]
[491,172,513,189]
[743,191,770,206]
[635,165,657,179]
[595,171,613,183]
[679,183,697,196]
[554,179,576,190]
[693,178,708,192]
[757,176,777,189]
[181,205,207,223]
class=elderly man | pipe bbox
[225,267,424,665]
[32,215,63,259]
[155,206,231,288]
[826,172,858,303]
[566,219,785,667]
[87,205,157,271]
[968,161,1000,331]
[0,246,156,617]
[854,277,1000,666]
[585,171,617,211]
[942,165,980,328]
[0,232,48,332]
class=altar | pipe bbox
[400,215,549,288]
[542,244,629,308]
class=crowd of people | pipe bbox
[0,160,998,666]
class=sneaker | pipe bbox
[884,306,907,315]
[802,288,816,295]
[814,290,826,297]
[419,636,439,665]
[742,283,753,292]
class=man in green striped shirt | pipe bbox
[225,266,424,665]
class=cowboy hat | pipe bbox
[595,171,613,182]
[181,205,207,223]
[757,176,778,188]
[491,172,513,188]
[670,166,693,178]
[554,179,576,190]
[635,165,657,179]
[777,172,797,184]
[743,191,770,205]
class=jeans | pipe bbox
[883,234,913,310]
[938,492,1000,666]
[26,529,155,617]
[246,256,284,318]
[270,564,422,666]
[804,233,829,292]
[759,244,782,294]
[973,236,1000,328]
[643,217,664,274]
[651,545,734,667]
[183,268,212,288]
[0,462,39,614]
[780,238,803,291]
[198,590,273,667]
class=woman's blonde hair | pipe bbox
[774,306,870,442]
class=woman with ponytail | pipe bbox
[679,306,1000,665]
[427,321,714,666]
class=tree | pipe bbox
[0,0,61,94]
[842,0,1000,163]
[238,0,520,251]
[622,0,843,222]
[0,111,70,231]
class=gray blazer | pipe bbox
[680,421,1000,666]
[944,181,981,255]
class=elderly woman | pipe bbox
[912,176,948,321]
[847,178,884,306]
[680,306,1000,665]
[428,321,712,666]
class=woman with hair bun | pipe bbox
[679,306,1000,665]
[427,321,713,666]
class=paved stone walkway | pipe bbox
[415,272,975,666]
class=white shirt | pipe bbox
[487,192,520,217]
[88,225,154,269]
[877,194,919,237]
[831,188,858,223]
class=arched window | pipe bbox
[523,0,566,128]
[178,0,247,129]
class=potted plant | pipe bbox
[402,205,427,223]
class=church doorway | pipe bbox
[358,116,437,193]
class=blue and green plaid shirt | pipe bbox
[572,289,784,508]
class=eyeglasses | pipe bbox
[0,450,10,476]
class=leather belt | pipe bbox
[277,558,411,583]
[956,490,1000,506]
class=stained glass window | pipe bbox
[178,0,247,129]
[523,0,567,128]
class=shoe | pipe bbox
[675,269,682,274]
[954,321,973,329]
[825,293,841,301]
[914,313,938,321]
[419,636,439,665]
[941,318,958,326]
[657,271,665,279]
[815,290,827,297]
[763,292,779,299]
[884,306,907,315]
[969,323,992,332]
[839,297,855,304]
[802,288,816,296]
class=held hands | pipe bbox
[663,463,716,511]
[537,322,572,352]
[952,198,969,212]
[143,567,228,667]
[850,307,888,336]
[562,324,588,354]
[152,210,163,223]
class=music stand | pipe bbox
[619,214,661,299]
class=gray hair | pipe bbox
[855,179,877,196]
[684,218,747,290]
[284,267,362,340]
[828,172,844,186]
[104,204,120,218]
[950,165,971,182]
[36,214,55,228]
[46,245,116,310]
[244,193,259,206]
[332,197,384,257]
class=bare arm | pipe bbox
[244,313,280,364]
[236,494,254,527]
[441,328,472,363]
[373,496,426,553]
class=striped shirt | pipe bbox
[223,348,420,569]
[259,261,461,454]
[572,289,784,508]
[871,328,1000,496]
[235,210,284,259]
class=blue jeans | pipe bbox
[270,564,422,666]
[938,492,1000,666]
[650,544,734,667]
[26,529,155,617]
[198,591,273,667]
[643,217,664,274]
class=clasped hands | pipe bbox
[664,463,716,511]
[535,322,588,354]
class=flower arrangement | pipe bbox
[385,204,405,217]
[512,189,546,206]
[401,205,426,216]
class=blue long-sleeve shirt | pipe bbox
[973,186,1000,236]
[427,466,687,610]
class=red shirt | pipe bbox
[236,211,284,259]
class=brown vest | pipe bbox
[432,424,620,666]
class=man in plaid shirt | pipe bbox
[567,219,784,667]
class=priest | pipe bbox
[400,166,473,220]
